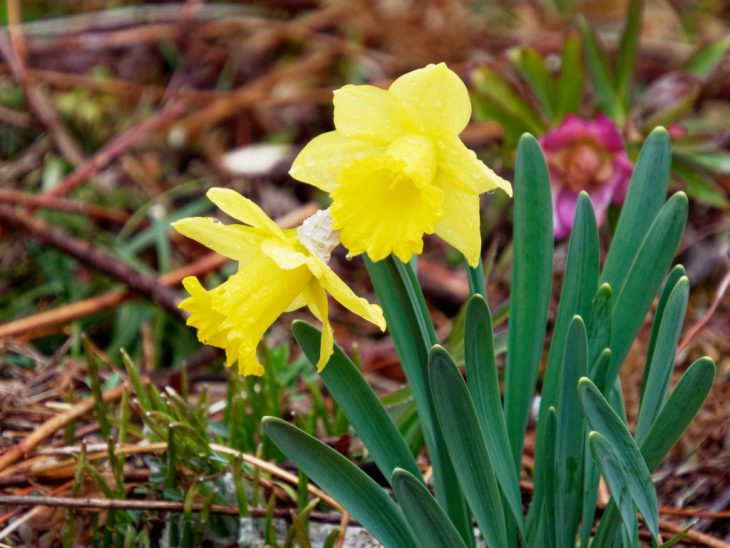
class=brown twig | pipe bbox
[0,189,130,224]
[0,385,125,473]
[44,101,187,200]
[0,203,318,340]
[658,518,730,548]
[0,204,183,316]
[0,495,345,524]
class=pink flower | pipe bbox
[539,115,633,239]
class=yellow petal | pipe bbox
[389,63,471,136]
[318,264,386,331]
[437,134,513,196]
[333,84,405,144]
[261,237,322,276]
[179,276,231,350]
[172,217,263,262]
[303,281,334,371]
[206,187,285,239]
[434,184,482,268]
[285,293,307,312]
[330,156,444,263]
[289,131,385,193]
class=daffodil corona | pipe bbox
[173,188,385,376]
[290,63,512,266]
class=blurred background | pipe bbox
[0,1,728,545]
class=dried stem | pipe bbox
[0,189,130,224]
[0,205,183,316]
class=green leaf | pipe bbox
[428,346,509,548]
[262,417,417,548]
[641,357,716,470]
[392,468,467,548]
[511,46,556,118]
[466,257,486,298]
[464,295,523,531]
[607,192,688,389]
[587,283,612,371]
[578,378,660,539]
[588,431,639,540]
[504,134,553,471]
[594,357,715,546]
[536,407,558,548]
[555,317,589,548]
[580,19,623,123]
[635,277,688,443]
[643,266,686,381]
[530,193,598,532]
[471,66,546,135]
[365,256,473,546]
[292,320,420,482]
[556,32,585,120]
[601,128,671,292]
[615,0,644,107]
[674,150,730,175]
[685,36,730,80]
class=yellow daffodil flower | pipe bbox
[289,62,512,267]
[173,188,386,376]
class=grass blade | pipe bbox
[504,134,553,472]
[392,468,468,548]
[262,417,417,548]
[555,32,585,120]
[616,0,644,107]
[580,19,622,123]
[292,320,421,482]
[429,346,509,547]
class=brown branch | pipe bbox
[0,495,344,524]
[658,518,730,548]
[0,189,130,224]
[0,385,125,473]
[0,204,182,317]
[43,101,187,200]
[0,203,318,340]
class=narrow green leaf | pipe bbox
[531,193,598,532]
[601,128,671,291]
[580,20,623,123]
[588,432,639,541]
[635,277,689,443]
[365,256,473,546]
[643,265,687,382]
[511,46,556,118]
[589,347,612,394]
[556,32,585,119]
[555,317,589,548]
[587,284,612,373]
[429,347,509,547]
[464,295,523,530]
[674,150,730,175]
[537,407,558,548]
[641,357,716,470]
[685,36,730,80]
[616,0,644,107]
[262,417,417,548]
[472,66,546,135]
[674,162,729,208]
[578,378,660,539]
[607,192,688,388]
[292,320,420,483]
[594,357,715,546]
[392,468,467,548]
[579,436,601,548]
[504,134,553,471]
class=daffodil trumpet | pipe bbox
[173,188,385,376]
[290,62,512,267]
